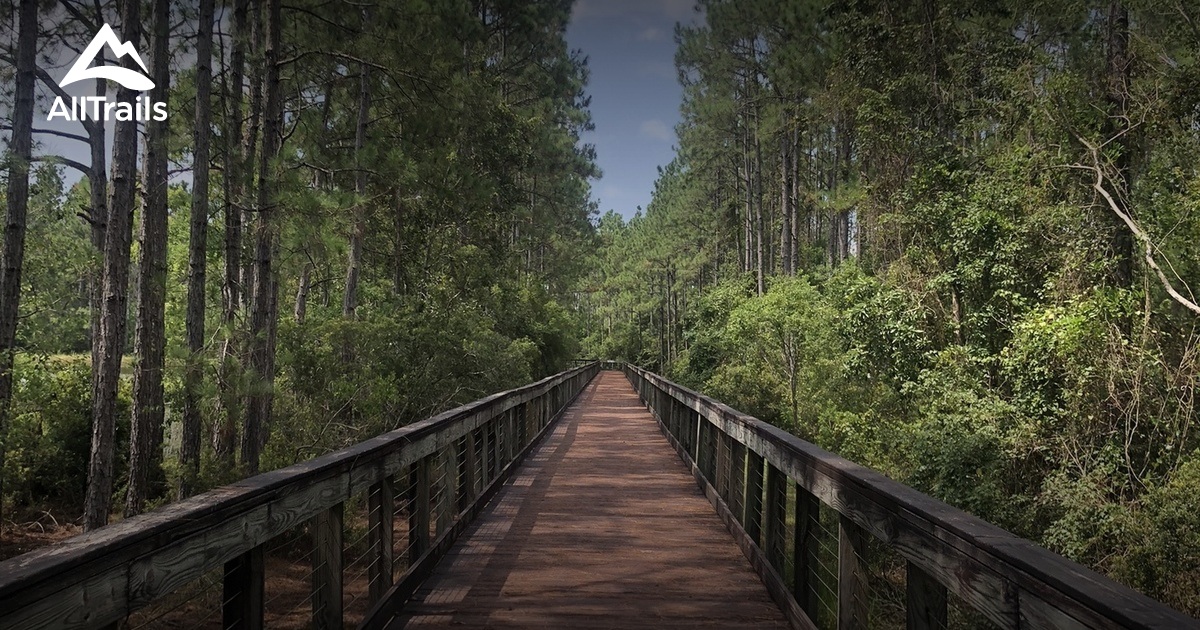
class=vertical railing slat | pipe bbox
[367,477,394,605]
[906,561,948,630]
[763,463,786,570]
[312,501,344,630]
[744,449,764,543]
[408,456,431,563]
[838,514,869,630]
[223,545,264,630]
[731,439,747,525]
[794,483,821,624]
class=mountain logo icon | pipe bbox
[60,23,154,91]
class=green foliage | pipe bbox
[578,0,1200,612]
[3,356,130,512]
[17,167,91,354]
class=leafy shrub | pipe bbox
[4,356,129,513]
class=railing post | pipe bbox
[223,545,264,630]
[408,456,431,563]
[436,451,452,535]
[702,419,716,480]
[487,419,498,481]
[445,448,456,524]
[794,484,821,623]
[763,463,786,570]
[481,420,493,484]
[838,514,869,630]
[713,431,726,496]
[906,561,947,630]
[508,407,518,463]
[731,439,746,523]
[518,402,528,449]
[312,501,344,630]
[745,449,764,542]
[367,477,394,605]
[466,427,480,498]
[458,433,474,512]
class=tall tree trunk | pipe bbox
[838,112,854,261]
[393,191,405,295]
[180,0,216,499]
[215,0,250,466]
[780,132,793,276]
[754,110,765,296]
[790,126,801,273]
[343,61,372,320]
[240,3,264,314]
[742,123,752,275]
[242,0,282,476]
[87,73,107,375]
[85,0,142,531]
[0,0,38,531]
[86,47,108,464]
[1105,0,1134,289]
[126,0,171,517]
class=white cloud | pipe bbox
[639,119,672,142]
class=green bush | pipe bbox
[4,356,129,513]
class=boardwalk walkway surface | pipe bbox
[386,371,789,629]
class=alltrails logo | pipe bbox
[47,23,166,122]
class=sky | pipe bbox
[565,0,700,220]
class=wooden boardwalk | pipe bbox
[386,371,790,629]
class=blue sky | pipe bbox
[565,0,699,219]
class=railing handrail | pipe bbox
[0,363,599,629]
[622,363,1198,630]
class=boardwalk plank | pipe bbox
[387,371,789,629]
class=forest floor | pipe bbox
[0,518,82,561]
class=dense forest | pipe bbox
[0,0,594,538]
[577,0,1200,615]
[2,0,1200,619]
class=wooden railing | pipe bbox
[0,363,598,630]
[621,363,1199,630]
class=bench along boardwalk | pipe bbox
[383,370,789,629]
[0,362,1196,629]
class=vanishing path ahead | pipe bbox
[388,371,789,629]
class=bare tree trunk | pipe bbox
[0,0,38,531]
[780,133,793,276]
[343,60,371,319]
[791,126,801,273]
[742,124,752,275]
[215,0,250,466]
[126,0,171,517]
[295,263,311,324]
[240,2,264,314]
[87,72,108,374]
[393,191,405,295]
[85,0,142,531]
[180,0,216,499]
[86,44,109,455]
[242,0,282,476]
[754,111,765,296]
[1105,0,1134,289]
